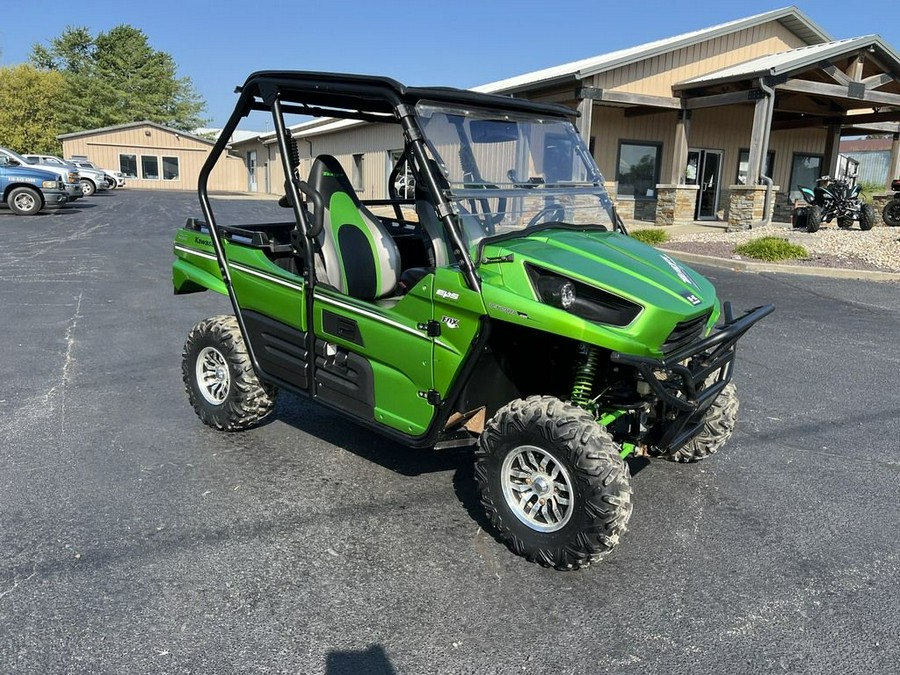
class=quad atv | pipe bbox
[173,71,773,570]
[795,176,874,233]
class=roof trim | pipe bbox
[674,35,900,91]
[58,120,216,145]
[472,6,832,95]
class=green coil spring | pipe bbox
[571,344,599,409]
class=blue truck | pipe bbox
[0,154,68,215]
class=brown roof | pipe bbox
[840,138,893,153]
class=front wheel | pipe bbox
[806,205,822,233]
[883,200,900,227]
[475,396,633,570]
[7,186,43,215]
[80,179,95,197]
[667,382,739,462]
[859,203,875,231]
[182,315,277,431]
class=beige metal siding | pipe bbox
[61,124,246,191]
[590,107,679,184]
[592,22,808,97]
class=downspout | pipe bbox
[751,77,776,228]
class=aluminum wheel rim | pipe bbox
[501,445,574,533]
[196,346,230,405]
[14,192,36,211]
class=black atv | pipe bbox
[794,176,874,233]
[882,178,900,227]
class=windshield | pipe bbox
[415,103,615,250]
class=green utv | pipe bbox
[173,72,773,570]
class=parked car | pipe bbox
[23,154,109,197]
[0,155,67,215]
[0,147,83,201]
[67,158,126,189]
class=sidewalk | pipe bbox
[625,218,900,281]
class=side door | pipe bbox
[311,279,437,437]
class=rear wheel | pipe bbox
[7,186,42,216]
[667,382,739,462]
[838,216,853,229]
[883,200,900,226]
[859,203,875,231]
[806,205,822,233]
[475,396,633,570]
[182,315,277,431]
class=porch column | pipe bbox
[823,124,841,177]
[746,95,770,185]
[577,97,593,147]
[889,133,900,186]
[670,109,691,183]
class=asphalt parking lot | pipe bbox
[1,190,899,674]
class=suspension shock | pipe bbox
[571,344,600,409]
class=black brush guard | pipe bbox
[610,302,774,453]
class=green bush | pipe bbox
[734,237,808,262]
[630,228,669,245]
[858,181,883,203]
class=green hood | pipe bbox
[478,229,719,356]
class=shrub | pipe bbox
[857,181,883,203]
[734,237,808,262]
[630,228,669,245]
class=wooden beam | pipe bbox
[841,122,900,135]
[861,73,894,90]
[577,97,593,146]
[846,52,865,81]
[778,78,900,107]
[819,61,852,86]
[771,109,900,131]
[684,89,761,110]
[823,124,841,176]
[578,87,681,109]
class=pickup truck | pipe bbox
[0,155,67,215]
[24,153,109,197]
[0,147,83,201]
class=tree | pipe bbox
[0,65,66,153]
[29,24,207,133]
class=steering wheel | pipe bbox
[526,204,566,229]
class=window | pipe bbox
[736,149,775,185]
[120,154,137,178]
[616,141,662,198]
[789,154,824,201]
[352,153,365,191]
[162,156,179,181]
[141,155,159,180]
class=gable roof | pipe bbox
[472,6,831,95]
[58,120,216,145]
[674,35,900,89]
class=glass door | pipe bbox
[686,149,723,220]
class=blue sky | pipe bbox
[2,1,897,129]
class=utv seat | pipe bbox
[307,155,401,301]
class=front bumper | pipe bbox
[64,183,84,199]
[611,302,775,452]
[41,189,68,210]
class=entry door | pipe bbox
[686,149,723,220]
[247,151,257,192]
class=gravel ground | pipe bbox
[664,223,900,272]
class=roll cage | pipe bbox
[198,71,580,307]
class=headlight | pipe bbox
[528,265,643,327]
[538,277,576,309]
[41,180,58,189]
[67,172,78,183]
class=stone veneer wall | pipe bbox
[727,185,779,230]
[655,184,700,226]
